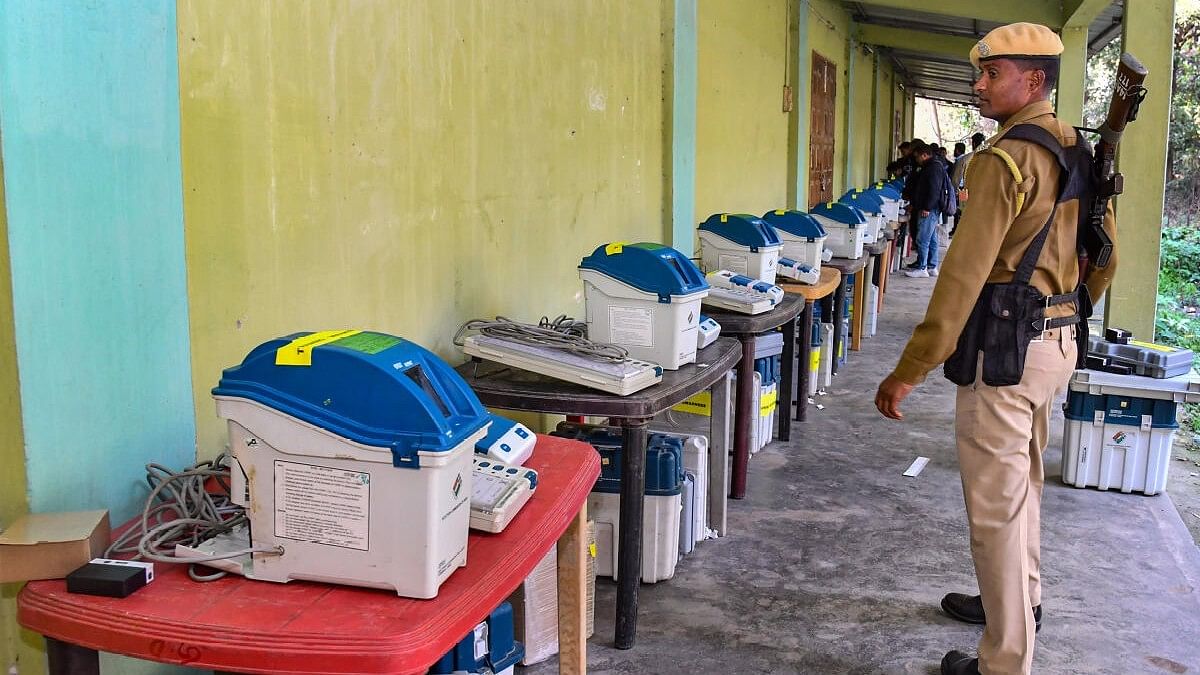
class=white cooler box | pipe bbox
[810,202,869,259]
[1061,369,1200,495]
[818,322,835,389]
[865,284,879,337]
[579,242,709,369]
[761,209,828,274]
[698,213,783,282]
[212,330,489,598]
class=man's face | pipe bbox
[974,58,1042,122]
[915,151,932,166]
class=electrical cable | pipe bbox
[454,315,630,363]
[105,453,283,582]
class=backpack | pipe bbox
[939,166,957,214]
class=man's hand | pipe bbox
[920,209,931,217]
[875,374,915,420]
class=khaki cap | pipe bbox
[969,22,1064,69]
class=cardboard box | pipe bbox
[508,520,597,665]
[509,546,559,665]
[0,510,110,583]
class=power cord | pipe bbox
[454,315,630,363]
[105,453,283,582]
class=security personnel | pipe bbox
[874,23,1118,675]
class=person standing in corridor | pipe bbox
[873,22,1118,675]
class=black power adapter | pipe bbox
[66,558,155,598]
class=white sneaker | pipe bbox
[904,268,930,278]
[928,267,939,277]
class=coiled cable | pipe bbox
[105,453,283,582]
[454,315,629,363]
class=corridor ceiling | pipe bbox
[845,1,1126,105]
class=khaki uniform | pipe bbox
[890,100,1119,674]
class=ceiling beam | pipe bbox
[1063,0,1115,29]
[851,0,1062,30]
[858,25,979,61]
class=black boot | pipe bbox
[941,650,980,675]
[941,593,1042,632]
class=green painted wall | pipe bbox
[695,0,789,224]
[179,1,669,455]
[875,65,896,174]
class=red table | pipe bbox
[18,435,600,675]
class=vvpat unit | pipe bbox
[761,209,828,274]
[212,330,488,598]
[550,423,684,583]
[579,242,709,370]
[698,214,783,282]
[870,183,903,222]
[840,190,888,242]
[1062,369,1200,495]
[810,202,869,259]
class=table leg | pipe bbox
[709,372,731,536]
[46,638,99,675]
[778,317,796,441]
[614,419,647,650]
[795,300,814,422]
[729,335,754,500]
[557,503,588,675]
[830,278,847,376]
[851,269,866,352]
[878,243,891,308]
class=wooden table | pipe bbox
[777,268,841,423]
[455,338,740,650]
[824,256,869,362]
[19,435,600,675]
[698,295,803,500]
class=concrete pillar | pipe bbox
[1057,25,1088,126]
[665,0,698,255]
[787,0,811,209]
[1105,0,1175,338]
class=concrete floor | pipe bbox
[530,265,1200,674]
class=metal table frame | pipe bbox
[455,338,741,649]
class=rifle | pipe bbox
[1083,52,1149,269]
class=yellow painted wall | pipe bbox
[695,0,789,224]
[848,45,874,188]
[0,136,34,675]
[178,1,669,455]
[807,0,852,200]
[874,64,894,177]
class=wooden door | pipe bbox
[809,51,836,207]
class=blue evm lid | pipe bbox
[810,201,868,226]
[698,214,782,251]
[579,242,708,303]
[839,190,885,214]
[213,330,489,468]
[761,209,827,241]
[873,182,902,200]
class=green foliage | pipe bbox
[1155,226,1200,357]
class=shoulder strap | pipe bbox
[983,123,1081,286]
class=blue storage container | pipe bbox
[551,422,684,496]
[428,601,524,674]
